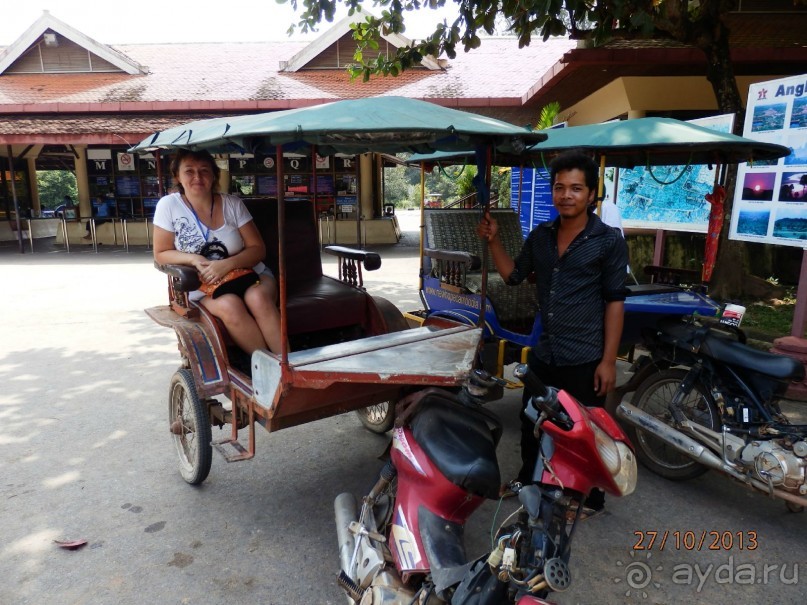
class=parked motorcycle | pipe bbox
[334,366,637,604]
[616,315,807,511]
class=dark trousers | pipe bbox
[518,354,606,510]
[86,218,109,232]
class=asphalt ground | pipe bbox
[1,211,805,604]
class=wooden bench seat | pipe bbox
[244,199,378,342]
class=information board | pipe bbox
[115,175,140,197]
[312,174,334,194]
[616,114,734,233]
[513,166,555,238]
[256,175,278,196]
[729,74,806,247]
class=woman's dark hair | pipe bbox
[549,150,599,192]
[169,149,221,194]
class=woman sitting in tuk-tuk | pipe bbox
[152,149,283,354]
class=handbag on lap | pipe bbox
[198,240,260,299]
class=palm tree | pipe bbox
[534,102,561,131]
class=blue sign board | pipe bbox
[512,167,556,237]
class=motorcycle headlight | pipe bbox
[612,442,638,496]
[592,422,620,474]
[592,423,638,496]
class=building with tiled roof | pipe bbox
[1,3,806,245]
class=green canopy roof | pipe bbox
[533,117,789,167]
[407,117,790,168]
[129,97,545,156]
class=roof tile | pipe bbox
[0,38,576,109]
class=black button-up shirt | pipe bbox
[508,212,629,366]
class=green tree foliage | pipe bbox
[491,167,512,207]
[454,165,477,198]
[382,161,513,209]
[37,170,77,209]
[383,164,416,206]
[285,1,743,112]
[535,101,561,130]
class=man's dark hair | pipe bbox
[548,150,599,191]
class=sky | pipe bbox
[0,0,460,46]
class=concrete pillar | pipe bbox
[359,153,374,219]
[74,145,91,218]
[27,157,41,215]
[215,155,229,194]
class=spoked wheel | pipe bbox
[354,298,408,435]
[168,369,212,485]
[355,400,396,434]
[627,368,720,480]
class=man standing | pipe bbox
[477,150,628,517]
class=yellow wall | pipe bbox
[566,75,782,125]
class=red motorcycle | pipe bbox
[335,365,638,604]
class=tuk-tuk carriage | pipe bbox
[131,97,545,484]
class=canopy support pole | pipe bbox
[653,230,666,268]
[7,146,23,254]
[275,144,289,369]
[476,146,492,329]
[155,150,164,196]
[596,155,606,215]
[418,162,426,294]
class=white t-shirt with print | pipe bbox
[153,192,267,298]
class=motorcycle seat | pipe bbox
[658,320,805,381]
[410,397,501,499]
[702,335,806,381]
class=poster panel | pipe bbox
[513,166,555,238]
[514,117,732,236]
[729,74,807,248]
[617,114,734,233]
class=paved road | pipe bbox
[1,224,805,604]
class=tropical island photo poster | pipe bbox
[731,73,807,246]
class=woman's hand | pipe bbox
[197,258,234,284]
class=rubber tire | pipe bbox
[627,368,720,481]
[353,296,408,434]
[785,501,805,514]
[355,401,396,434]
[169,369,213,485]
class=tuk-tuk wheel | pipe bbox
[355,401,395,434]
[169,369,213,485]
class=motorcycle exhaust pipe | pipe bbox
[617,402,730,471]
[617,402,807,508]
[335,492,358,578]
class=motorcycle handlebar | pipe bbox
[513,364,548,397]
[513,364,574,430]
